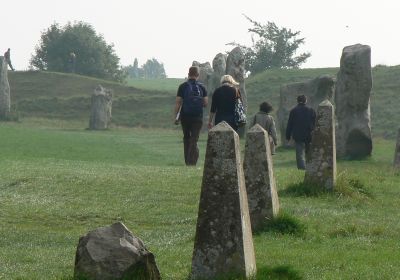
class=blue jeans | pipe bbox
[295,142,310,170]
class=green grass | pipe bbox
[0,120,399,279]
[125,77,184,93]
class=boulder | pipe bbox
[335,44,372,158]
[394,128,400,169]
[74,222,161,280]
[243,124,279,231]
[191,122,256,279]
[89,85,113,130]
[0,56,11,119]
[304,100,337,190]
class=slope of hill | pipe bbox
[8,66,400,137]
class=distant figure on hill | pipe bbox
[174,66,208,166]
[4,48,15,71]
[251,101,278,154]
[286,95,316,170]
[69,52,76,73]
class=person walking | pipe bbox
[174,66,208,166]
[251,101,278,154]
[286,95,316,170]
[4,48,15,71]
[208,75,241,131]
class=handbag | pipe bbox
[234,89,246,127]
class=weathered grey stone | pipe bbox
[394,128,400,169]
[192,61,214,93]
[74,222,161,280]
[226,47,247,111]
[89,85,113,130]
[243,124,279,231]
[335,44,372,158]
[304,100,336,190]
[277,75,334,146]
[209,53,227,95]
[191,121,256,279]
[0,56,11,119]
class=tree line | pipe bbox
[30,17,310,82]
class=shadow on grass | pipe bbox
[254,213,306,236]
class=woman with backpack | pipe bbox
[208,75,241,131]
[251,101,278,154]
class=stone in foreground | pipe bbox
[191,121,256,279]
[394,128,400,169]
[243,124,279,231]
[89,85,113,130]
[304,100,336,190]
[335,44,372,158]
[0,56,11,119]
[74,222,160,280]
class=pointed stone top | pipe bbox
[210,121,235,132]
[319,99,333,107]
[248,124,267,133]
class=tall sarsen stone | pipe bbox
[191,122,256,279]
[89,85,113,130]
[0,57,11,119]
[243,124,279,231]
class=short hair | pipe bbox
[188,66,200,77]
[220,74,239,86]
[297,95,307,104]
[259,102,273,113]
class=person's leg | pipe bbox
[187,119,203,165]
[295,142,306,170]
[180,117,191,165]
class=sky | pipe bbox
[2,0,400,78]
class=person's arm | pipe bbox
[208,112,215,129]
[174,97,182,123]
[203,96,208,107]
[271,118,278,145]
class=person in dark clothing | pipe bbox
[4,48,15,71]
[208,75,240,131]
[174,66,208,166]
[286,95,316,170]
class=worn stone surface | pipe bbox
[74,222,161,280]
[335,44,372,158]
[277,75,334,146]
[209,53,227,95]
[226,47,247,111]
[191,122,256,279]
[192,61,214,92]
[89,85,113,130]
[243,124,279,231]
[0,56,11,119]
[304,100,336,190]
[394,128,400,168]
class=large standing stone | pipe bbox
[191,122,256,279]
[209,53,227,95]
[277,75,334,146]
[304,100,336,190]
[74,222,161,280]
[89,85,113,130]
[243,124,279,231]
[0,56,11,119]
[226,47,247,111]
[192,61,214,92]
[335,44,372,158]
[394,128,400,169]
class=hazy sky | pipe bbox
[2,0,399,78]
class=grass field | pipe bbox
[0,119,399,279]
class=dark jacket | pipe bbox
[210,84,238,130]
[286,103,316,143]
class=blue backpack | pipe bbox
[182,81,203,116]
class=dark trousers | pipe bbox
[181,116,203,166]
[295,141,310,170]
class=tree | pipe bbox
[30,21,125,82]
[141,58,167,79]
[229,15,311,74]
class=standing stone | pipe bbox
[89,85,113,130]
[191,122,256,279]
[335,44,372,158]
[192,61,214,92]
[74,222,161,280]
[0,56,11,119]
[304,100,336,190]
[394,128,400,169]
[226,47,247,110]
[277,75,334,146]
[209,53,227,95]
[243,124,279,231]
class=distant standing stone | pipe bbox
[74,222,161,280]
[394,128,400,169]
[89,85,113,130]
[191,121,256,279]
[0,56,11,119]
[335,44,372,158]
[243,124,279,231]
[304,100,336,190]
